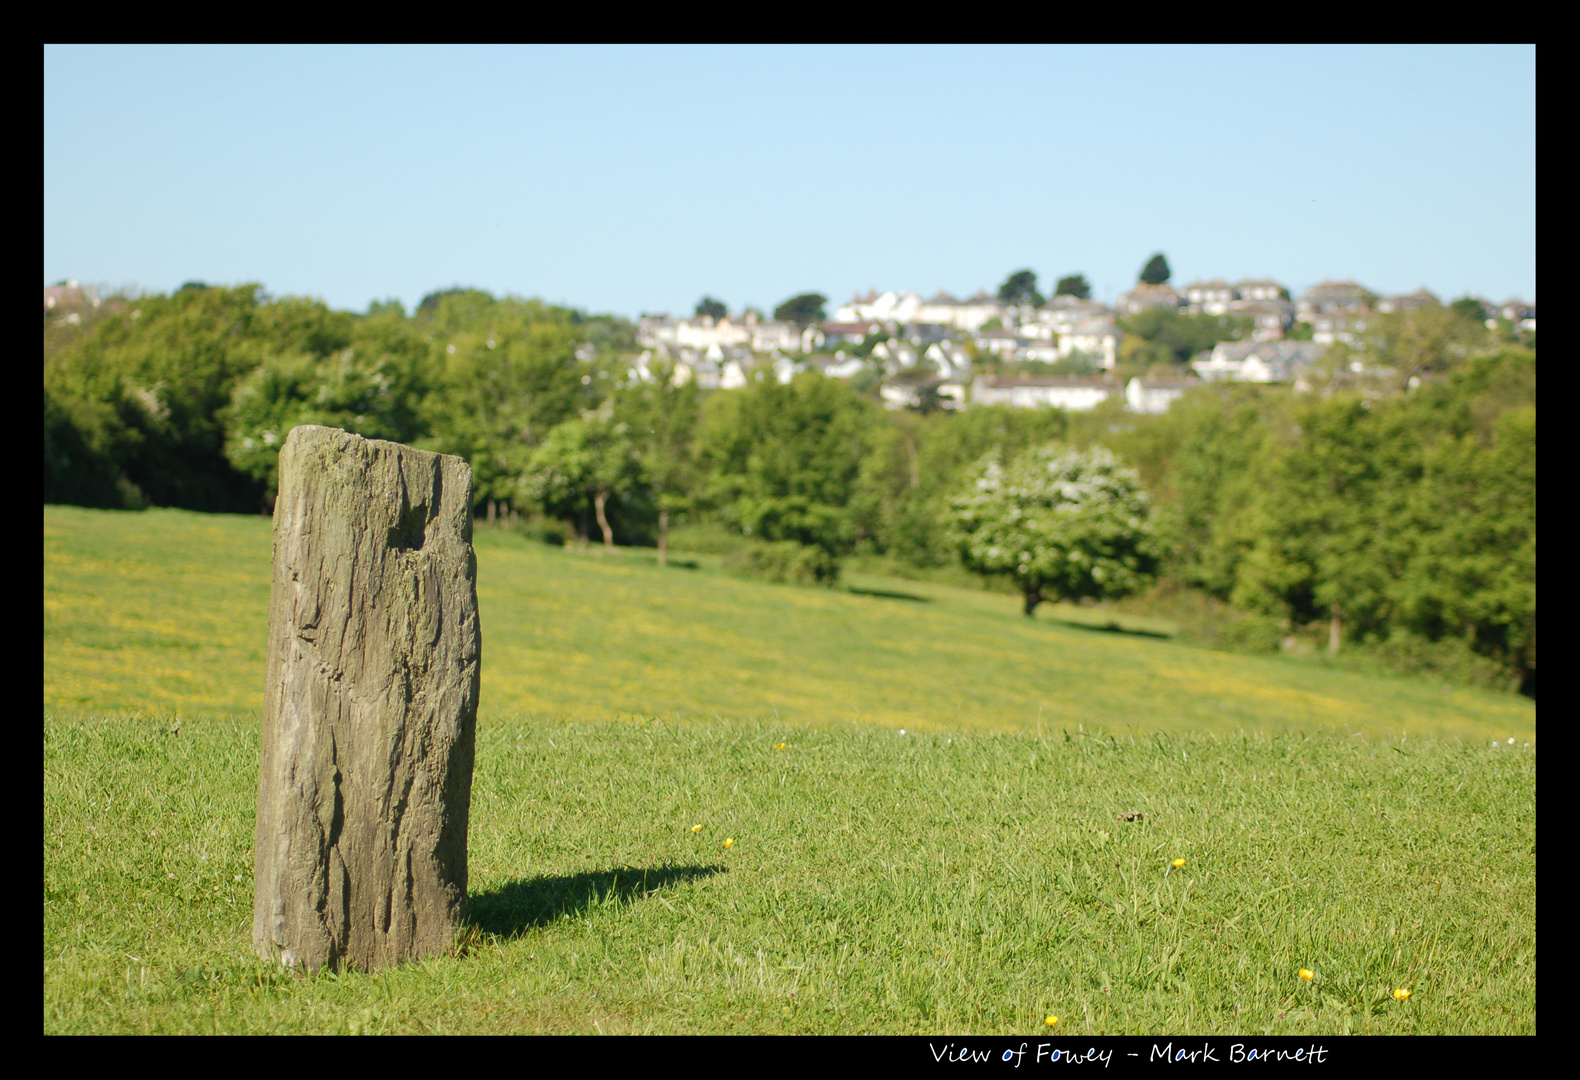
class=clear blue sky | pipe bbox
[44,45,1535,318]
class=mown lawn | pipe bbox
[43,506,1536,1034]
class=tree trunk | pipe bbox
[253,426,480,974]
[1328,609,1342,655]
[593,487,615,550]
[486,499,495,524]
[658,508,669,566]
[1023,586,1043,617]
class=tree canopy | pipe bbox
[773,293,827,326]
[1054,274,1092,300]
[997,269,1044,308]
[700,371,872,555]
[952,445,1160,615]
[1139,254,1171,286]
[694,296,728,321]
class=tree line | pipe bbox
[44,283,1534,694]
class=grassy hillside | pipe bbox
[44,506,1534,741]
[43,506,1536,1034]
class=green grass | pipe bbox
[43,506,1536,1034]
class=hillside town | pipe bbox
[630,276,1536,414]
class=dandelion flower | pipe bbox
[691,824,702,832]
[774,743,786,750]
[1299,969,1314,981]
[1172,858,1186,868]
[1393,987,1411,1001]
[1045,1015,1059,1027]
[724,838,735,848]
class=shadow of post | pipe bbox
[465,864,726,939]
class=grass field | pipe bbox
[43,506,1536,1034]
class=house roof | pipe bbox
[1302,280,1371,299]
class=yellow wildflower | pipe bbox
[1045,1015,1059,1027]
[724,838,735,848]
[691,824,702,832]
[1299,969,1314,982]
[1172,858,1186,868]
[774,743,786,750]
[1393,987,1411,1001]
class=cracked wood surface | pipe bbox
[253,426,480,972]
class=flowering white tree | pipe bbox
[951,445,1160,616]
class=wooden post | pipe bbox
[253,426,481,972]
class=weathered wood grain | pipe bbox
[253,425,480,972]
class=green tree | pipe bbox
[1229,349,1534,678]
[1450,297,1489,322]
[418,292,594,515]
[997,269,1044,308]
[1117,309,1250,366]
[699,371,872,555]
[615,361,701,564]
[952,445,1160,615]
[523,403,646,550]
[694,296,728,321]
[1144,384,1286,599]
[1054,274,1092,299]
[1389,350,1535,689]
[851,405,1067,566]
[1139,253,1171,286]
[43,284,353,512]
[773,293,828,327]
[1358,303,1493,380]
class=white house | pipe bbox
[819,321,881,347]
[808,353,868,380]
[970,374,1118,411]
[954,291,1010,333]
[1309,311,1368,346]
[1115,283,1182,316]
[879,384,919,410]
[973,328,1024,357]
[870,338,919,371]
[924,341,971,380]
[1376,288,1439,314]
[636,315,680,348]
[1497,298,1535,332]
[1182,279,1236,315]
[1235,278,1288,303]
[835,290,924,326]
[1032,295,1110,334]
[1058,318,1120,369]
[737,313,805,353]
[676,315,751,351]
[1192,341,1326,383]
[1125,376,1197,414]
[720,358,749,390]
[669,353,722,390]
[918,290,962,327]
[1297,280,1372,321]
[1227,297,1295,341]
